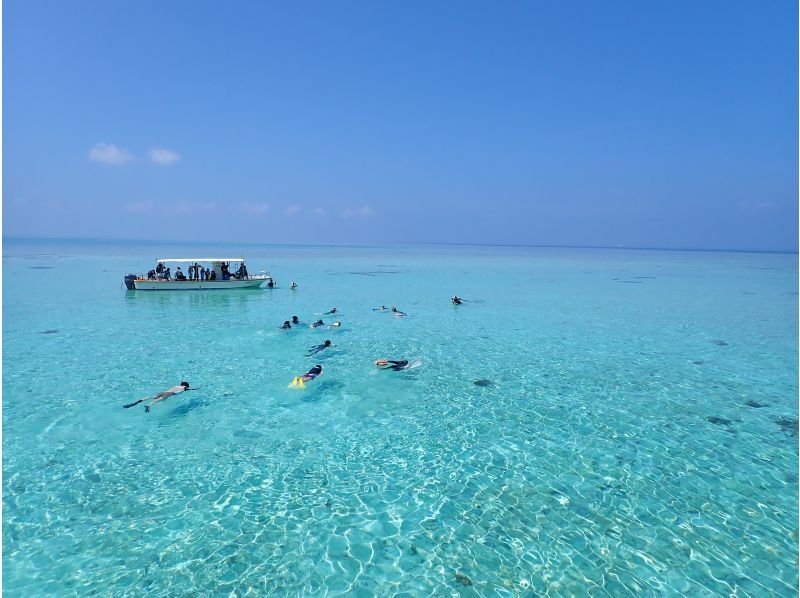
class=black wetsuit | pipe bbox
[385,359,409,371]
[303,365,322,380]
[307,342,331,356]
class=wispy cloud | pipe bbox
[125,200,156,214]
[124,200,216,215]
[284,205,301,216]
[88,143,134,165]
[341,206,375,218]
[149,148,180,166]
[739,200,777,212]
[238,201,270,215]
[173,200,216,214]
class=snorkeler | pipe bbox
[373,305,388,311]
[325,307,337,315]
[280,321,292,330]
[452,295,462,305]
[306,340,333,356]
[290,364,323,388]
[290,282,298,289]
[327,321,342,329]
[123,381,195,412]
[311,319,325,328]
[391,306,407,316]
[291,315,301,325]
[375,359,409,371]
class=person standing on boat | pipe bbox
[198,265,205,280]
[188,264,195,280]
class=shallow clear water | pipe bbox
[3,239,798,595]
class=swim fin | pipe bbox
[289,376,306,389]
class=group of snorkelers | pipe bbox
[132,295,463,410]
[280,312,342,331]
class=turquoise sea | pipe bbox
[3,238,798,595]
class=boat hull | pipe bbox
[131,278,267,290]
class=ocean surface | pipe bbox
[3,238,798,595]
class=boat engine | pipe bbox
[123,274,137,290]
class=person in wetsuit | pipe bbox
[280,321,292,330]
[452,295,462,305]
[306,340,332,356]
[375,359,409,371]
[291,315,301,325]
[311,319,325,328]
[300,364,323,382]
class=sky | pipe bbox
[4,1,798,250]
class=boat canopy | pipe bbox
[156,258,245,263]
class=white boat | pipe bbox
[124,258,272,291]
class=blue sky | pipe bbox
[4,1,797,250]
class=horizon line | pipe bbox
[2,234,798,256]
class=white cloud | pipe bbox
[341,205,375,218]
[739,200,776,212]
[149,148,180,166]
[88,143,134,165]
[172,200,216,214]
[238,201,270,215]
[125,200,156,214]
[284,205,301,216]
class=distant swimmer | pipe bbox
[327,321,342,329]
[373,305,388,311]
[290,282,298,289]
[306,340,333,356]
[391,306,407,316]
[280,321,292,330]
[325,307,337,315]
[375,359,408,371]
[311,319,325,328]
[291,315,301,325]
[267,279,275,288]
[290,364,323,388]
[452,295,462,305]
[123,381,195,412]
[375,358,422,371]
